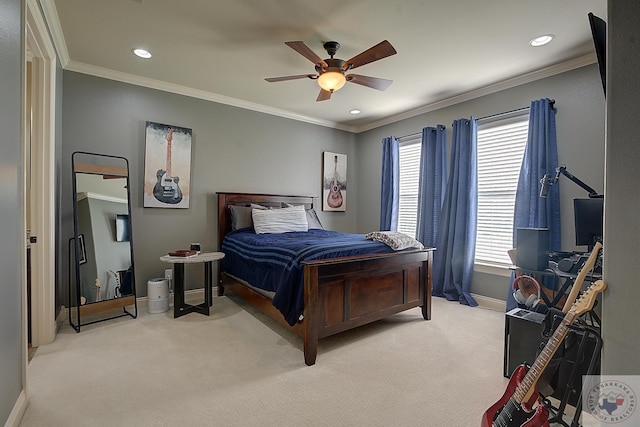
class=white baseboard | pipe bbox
[472,293,506,312]
[57,287,215,322]
[5,390,27,427]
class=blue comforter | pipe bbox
[221,228,394,325]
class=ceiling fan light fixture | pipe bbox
[318,70,346,92]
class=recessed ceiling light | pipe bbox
[529,34,554,47]
[132,48,152,59]
[349,109,361,115]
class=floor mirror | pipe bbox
[70,151,137,331]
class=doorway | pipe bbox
[25,0,57,352]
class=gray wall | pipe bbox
[60,71,356,302]
[60,65,606,304]
[602,0,640,375]
[355,65,606,300]
[0,0,24,422]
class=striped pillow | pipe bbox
[252,204,309,234]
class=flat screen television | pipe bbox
[115,213,130,242]
[588,12,606,96]
[574,198,603,251]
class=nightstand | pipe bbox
[160,251,225,318]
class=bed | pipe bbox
[216,192,434,365]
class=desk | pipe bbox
[160,252,225,318]
[511,264,601,309]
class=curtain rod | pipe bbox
[396,99,555,140]
[397,132,422,141]
[478,99,555,121]
[397,126,441,141]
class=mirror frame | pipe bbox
[70,151,137,331]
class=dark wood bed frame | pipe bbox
[216,192,434,365]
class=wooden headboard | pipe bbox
[216,192,315,250]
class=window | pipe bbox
[396,111,528,267]
[398,136,421,237]
[476,112,529,266]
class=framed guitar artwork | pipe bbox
[143,121,192,208]
[322,151,347,212]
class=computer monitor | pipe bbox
[115,213,130,242]
[574,198,603,251]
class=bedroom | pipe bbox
[2,0,640,425]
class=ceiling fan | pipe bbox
[265,40,397,101]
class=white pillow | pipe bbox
[252,204,309,234]
[281,202,324,229]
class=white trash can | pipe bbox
[147,278,169,314]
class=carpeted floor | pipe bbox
[21,294,510,426]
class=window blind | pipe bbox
[476,114,529,266]
[398,139,421,237]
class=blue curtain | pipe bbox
[416,125,447,248]
[432,118,478,306]
[380,136,399,231]
[506,98,560,310]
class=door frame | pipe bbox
[25,0,57,349]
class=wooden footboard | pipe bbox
[216,192,434,365]
[219,249,432,365]
[301,249,432,365]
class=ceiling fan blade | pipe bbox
[343,40,397,70]
[265,74,316,82]
[346,74,393,91]
[285,41,328,68]
[316,89,332,101]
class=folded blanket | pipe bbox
[365,231,424,251]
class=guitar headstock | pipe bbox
[570,279,607,316]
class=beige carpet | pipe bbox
[21,294,510,427]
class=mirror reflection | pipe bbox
[71,152,137,331]
[75,173,132,302]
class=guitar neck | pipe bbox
[166,140,172,176]
[513,311,576,403]
[166,128,174,176]
[562,241,602,313]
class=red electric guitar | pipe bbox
[481,279,606,427]
[153,128,183,204]
[327,155,343,208]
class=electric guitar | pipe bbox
[327,155,343,208]
[153,128,183,204]
[481,279,606,427]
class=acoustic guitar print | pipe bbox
[153,127,183,204]
[327,155,343,209]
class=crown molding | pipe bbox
[353,53,597,133]
[64,60,353,132]
[39,0,70,66]
[65,53,595,135]
[77,192,127,204]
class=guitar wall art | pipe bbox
[322,151,347,212]
[143,121,192,208]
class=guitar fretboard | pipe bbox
[166,128,174,176]
[513,311,576,403]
